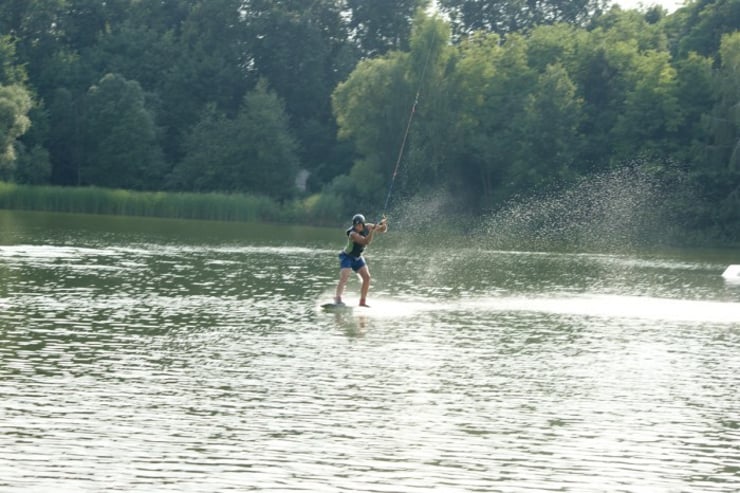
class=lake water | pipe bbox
[0,210,738,492]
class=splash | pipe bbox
[387,189,467,234]
[317,293,740,325]
[316,293,454,319]
[463,294,740,325]
[481,163,693,252]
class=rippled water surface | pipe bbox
[1,211,739,492]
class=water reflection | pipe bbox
[327,311,369,337]
[0,211,738,492]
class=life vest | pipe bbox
[343,225,369,257]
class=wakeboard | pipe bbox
[321,303,354,312]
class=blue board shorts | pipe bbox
[339,251,366,272]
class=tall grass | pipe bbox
[0,182,311,223]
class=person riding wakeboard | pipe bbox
[334,213,388,307]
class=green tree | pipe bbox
[169,80,299,199]
[673,0,740,57]
[80,73,164,190]
[90,21,180,94]
[713,31,740,237]
[0,84,33,179]
[401,16,459,196]
[166,103,224,191]
[242,0,365,191]
[154,0,252,163]
[332,14,453,211]
[513,63,584,188]
[58,0,129,51]
[684,31,740,240]
[14,143,51,184]
[673,51,716,162]
[611,49,681,159]
[437,0,608,38]
[46,88,83,185]
[590,5,668,52]
[569,9,676,166]
[0,0,66,88]
[346,0,430,56]
[708,32,740,172]
[448,33,538,207]
[0,35,27,85]
[525,24,590,74]
[0,33,48,183]
[332,52,413,211]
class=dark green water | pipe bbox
[1,210,738,492]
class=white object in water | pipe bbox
[722,264,740,280]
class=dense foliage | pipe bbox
[0,0,737,242]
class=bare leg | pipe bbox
[335,268,352,303]
[357,265,371,305]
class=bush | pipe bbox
[0,182,313,224]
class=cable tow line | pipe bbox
[378,41,435,225]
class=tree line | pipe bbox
[0,0,738,241]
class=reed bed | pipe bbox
[0,182,306,223]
